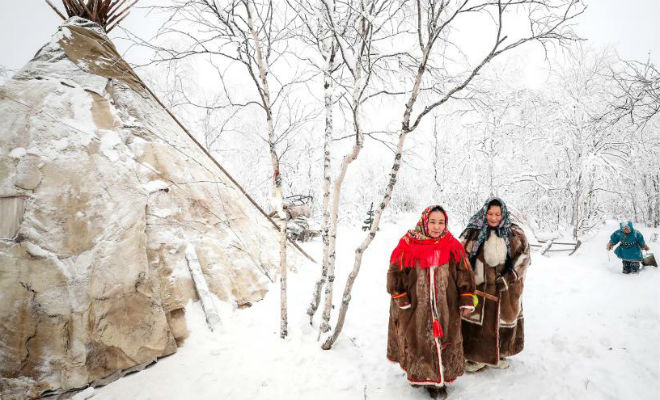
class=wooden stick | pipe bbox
[48,0,140,30]
[91,0,99,21]
[536,240,579,246]
[540,240,554,255]
[106,0,137,26]
[475,290,499,302]
[62,0,76,16]
[99,0,113,24]
[568,240,582,256]
[185,245,222,331]
[107,0,130,17]
[67,0,85,16]
[106,11,130,32]
[45,0,67,20]
[78,0,94,19]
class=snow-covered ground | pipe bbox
[83,219,660,400]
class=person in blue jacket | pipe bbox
[607,221,650,274]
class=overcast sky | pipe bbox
[1,0,658,72]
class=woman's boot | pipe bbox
[426,386,447,399]
[465,360,487,372]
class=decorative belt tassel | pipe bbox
[433,320,443,338]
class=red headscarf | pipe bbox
[389,205,465,269]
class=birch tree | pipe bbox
[321,0,584,349]
[285,0,341,326]
[305,0,407,337]
[609,58,660,127]
[550,48,633,239]
[602,58,660,227]
[136,0,316,338]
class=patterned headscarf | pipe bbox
[463,197,512,259]
[408,205,449,240]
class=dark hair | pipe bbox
[487,199,502,210]
[431,205,445,214]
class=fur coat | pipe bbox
[460,224,530,365]
[386,206,476,387]
[610,221,647,261]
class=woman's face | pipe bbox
[486,205,502,227]
[427,210,446,238]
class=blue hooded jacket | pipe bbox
[610,221,646,261]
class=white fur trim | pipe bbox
[475,259,485,286]
[484,230,507,267]
[428,267,444,385]
[399,304,411,310]
[460,305,475,311]
[408,380,446,388]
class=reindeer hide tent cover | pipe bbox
[0,17,303,399]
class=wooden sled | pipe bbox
[529,239,582,256]
[642,252,658,268]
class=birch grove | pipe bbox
[124,0,660,347]
[286,0,340,326]
[319,0,585,349]
[315,0,406,339]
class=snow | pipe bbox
[84,220,660,399]
[23,241,52,259]
[142,180,170,194]
[72,387,95,400]
[99,130,122,162]
[8,147,26,158]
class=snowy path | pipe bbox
[87,220,660,400]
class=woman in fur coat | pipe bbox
[387,205,476,398]
[459,198,530,372]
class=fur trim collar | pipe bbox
[484,230,507,266]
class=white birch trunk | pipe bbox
[318,103,362,335]
[321,129,410,349]
[245,0,288,338]
[279,215,288,338]
[321,42,430,349]
[654,174,660,228]
[318,16,367,336]
[308,42,336,324]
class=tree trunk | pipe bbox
[318,63,363,336]
[571,172,582,241]
[321,41,430,349]
[322,128,409,349]
[279,217,288,338]
[488,125,495,196]
[653,174,660,228]
[643,174,653,225]
[245,0,288,338]
[308,42,336,325]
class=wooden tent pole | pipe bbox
[138,82,317,264]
